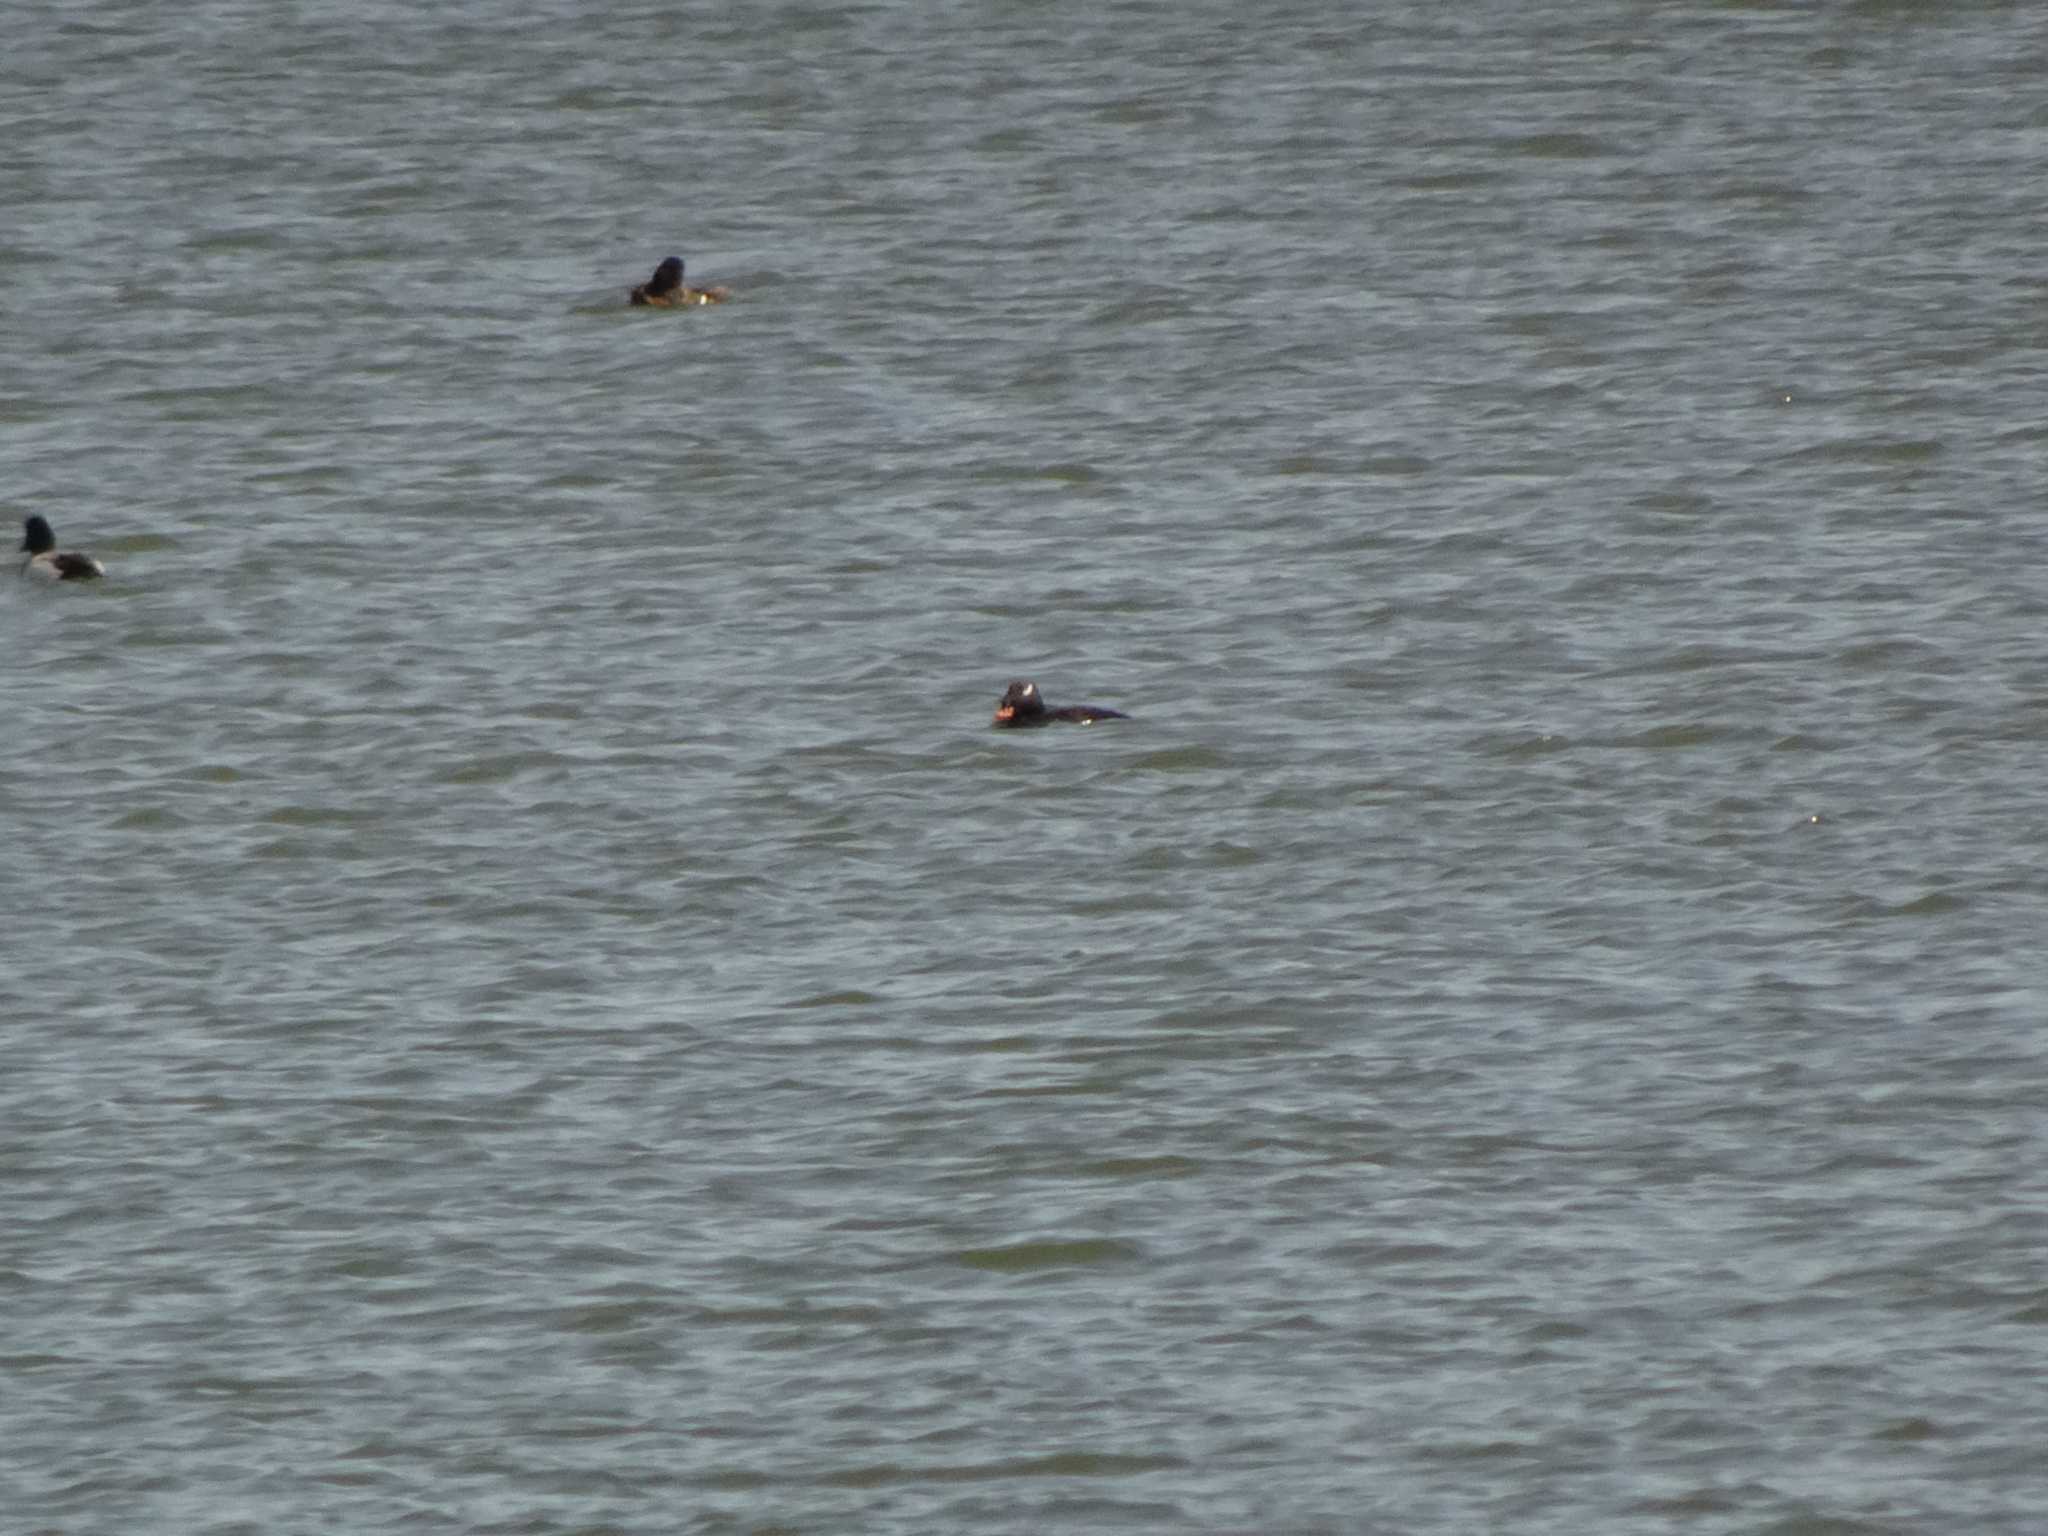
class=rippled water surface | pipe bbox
[8,2,2048,1532]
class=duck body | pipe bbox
[992,679,1129,728]
[19,515,104,581]
[629,255,730,307]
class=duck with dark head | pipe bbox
[19,516,105,581]
[991,680,1129,728]
[629,255,731,307]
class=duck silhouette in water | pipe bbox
[629,255,730,307]
[991,680,1129,727]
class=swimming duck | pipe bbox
[19,516,105,581]
[992,680,1129,727]
[629,256,730,307]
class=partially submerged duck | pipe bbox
[992,679,1129,727]
[19,515,104,581]
[629,255,730,307]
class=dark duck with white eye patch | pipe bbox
[629,255,731,307]
[19,516,105,580]
[991,680,1129,727]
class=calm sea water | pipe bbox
[7,2,2048,1531]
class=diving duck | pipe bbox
[19,516,105,581]
[629,256,730,307]
[991,680,1129,727]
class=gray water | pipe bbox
[6,1,2048,1531]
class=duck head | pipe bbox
[646,256,684,296]
[992,680,1048,726]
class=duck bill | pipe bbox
[993,704,1015,723]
